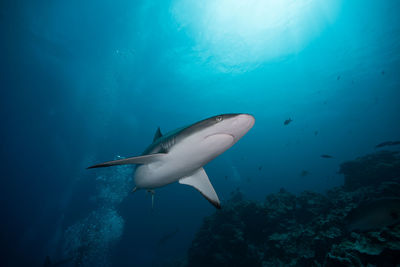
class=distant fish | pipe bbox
[381,70,385,75]
[314,131,318,136]
[346,197,400,232]
[300,170,309,177]
[157,228,180,247]
[258,166,263,171]
[375,141,400,148]
[231,165,242,182]
[337,75,341,80]
[284,118,293,126]
[43,256,72,267]
[320,154,333,158]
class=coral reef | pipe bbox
[339,150,400,190]
[185,151,400,266]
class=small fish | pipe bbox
[157,228,180,247]
[375,141,400,148]
[300,170,309,177]
[284,118,293,125]
[337,75,341,80]
[314,131,318,136]
[320,154,333,158]
[346,197,400,232]
[258,166,263,171]
[381,70,385,75]
[43,256,73,267]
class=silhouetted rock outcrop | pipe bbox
[339,150,400,190]
[184,151,400,266]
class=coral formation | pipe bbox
[340,150,400,190]
[185,151,400,266]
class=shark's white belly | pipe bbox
[134,133,234,189]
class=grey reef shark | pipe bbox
[88,114,255,209]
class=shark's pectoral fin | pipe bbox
[179,168,221,209]
[87,153,166,169]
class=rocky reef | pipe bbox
[184,151,400,266]
[340,150,400,191]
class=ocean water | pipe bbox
[1,0,399,266]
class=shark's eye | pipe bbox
[216,116,223,122]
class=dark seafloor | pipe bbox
[168,150,400,267]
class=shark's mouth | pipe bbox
[204,133,235,140]
[203,133,236,149]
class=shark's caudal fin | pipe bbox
[87,153,165,169]
[179,168,221,209]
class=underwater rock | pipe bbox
[184,151,400,267]
[345,197,400,232]
[339,150,400,190]
[325,226,400,266]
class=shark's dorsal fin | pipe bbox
[87,153,165,169]
[153,127,163,142]
[179,168,221,209]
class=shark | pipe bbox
[88,113,255,209]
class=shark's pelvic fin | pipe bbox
[87,153,165,169]
[179,168,221,209]
[147,189,155,209]
[153,127,163,142]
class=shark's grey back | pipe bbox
[142,114,239,155]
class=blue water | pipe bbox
[1,0,399,266]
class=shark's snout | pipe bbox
[237,114,255,129]
[229,113,255,140]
